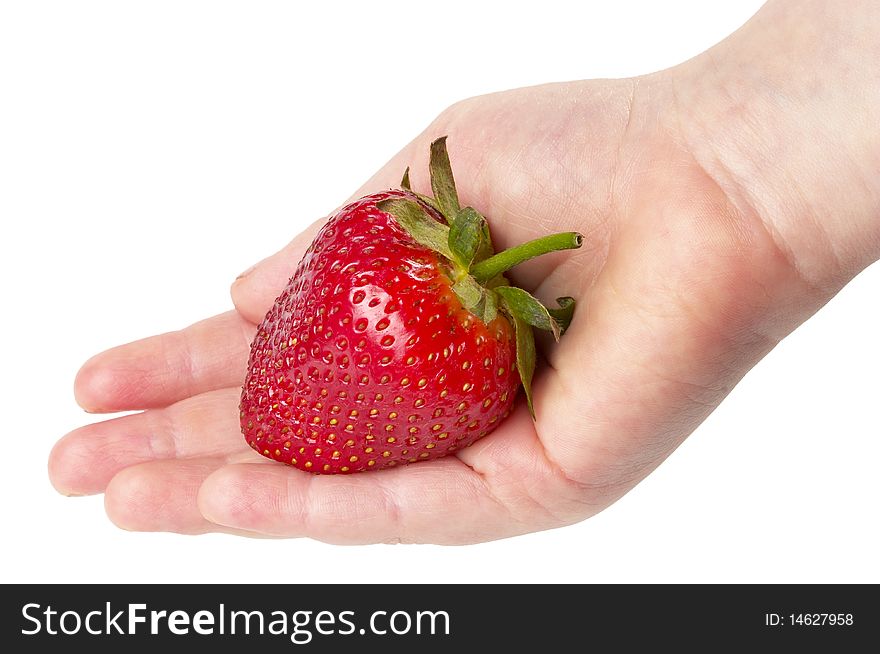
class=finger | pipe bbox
[198,458,505,544]
[50,387,255,496]
[74,311,254,413]
[104,457,265,535]
[198,409,588,544]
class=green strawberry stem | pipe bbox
[470,232,583,283]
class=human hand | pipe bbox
[49,0,880,543]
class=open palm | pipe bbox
[49,75,811,543]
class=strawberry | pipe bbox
[240,138,582,473]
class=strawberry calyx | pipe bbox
[377,136,583,417]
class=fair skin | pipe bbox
[49,0,879,544]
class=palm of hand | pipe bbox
[50,77,792,543]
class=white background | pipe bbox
[1,0,877,583]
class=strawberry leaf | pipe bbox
[474,216,495,265]
[547,296,576,335]
[429,136,460,222]
[448,207,488,270]
[414,191,441,213]
[495,286,562,341]
[377,198,454,261]
[400,167,411,190]
[511,313,536,418]
[452,275,498,324]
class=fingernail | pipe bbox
[235,263,258,281]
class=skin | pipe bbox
[49,0,879,544]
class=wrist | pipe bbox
[669,0,880,293]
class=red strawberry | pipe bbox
[240,138,581,473]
